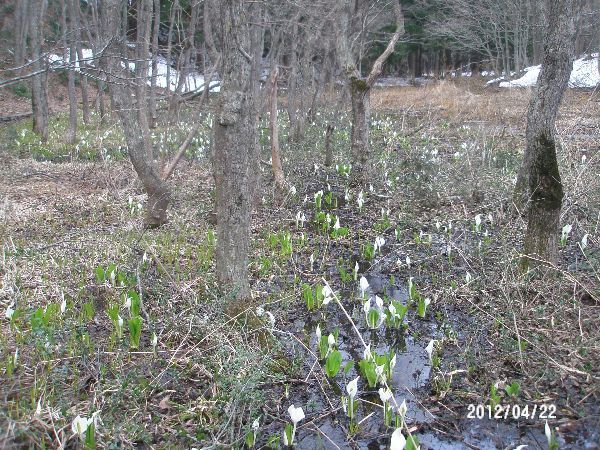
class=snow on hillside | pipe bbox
[489,54,599,88]
[48,50,220,93]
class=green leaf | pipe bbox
[83,301,95,322]
[127,289,141,317]
[358,359,377,387]
[245,430,256,448]
[94,266,105,284]
[343,361,354,375]
[284,423,294,445]
[367,309,380,328]
[406,434,420,450]
[129,316,142,349]
[505,381,520,397]
[319,335,329,360]
[325,350,342,378]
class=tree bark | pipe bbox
[269,65,285,191]
[135,0,154,159]
[519,0,577,269]
[67,0,78,144]
[212,0,261,300]
[336,0,404,185]
[324,122,335,167]
[162,58,220,181]
[100,0,171,227]
[74,0,90,124]
[29,0,48,142]
[149,0,160,128]
[349,78,371,184]
[14,0,30,72]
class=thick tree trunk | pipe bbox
[519,0,576,269]
[29,0,48,141]
[349,79,371,184]
[213,0,260,300]
[269,65,285,191]
[336,0,404,185]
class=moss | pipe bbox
[530,133,564,210]
[350,76,369,92]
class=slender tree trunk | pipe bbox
[287,19,300,143]
[29,0,48,141]
[162,58,220,180]
[74,0,90,124]
[170,2,198,123]
[135,0,154,159]
[14,0,30,72]
[336,0,404,185]
[269,65,285,190]
[213,0,261,300]
[88,0,108,125]
[101,0,171,227]
[165,0,177,96]
[324,122,335,167]
[149,0,160,128]
[519,0,577,269]
[67,0,78,144]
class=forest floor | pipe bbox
[0,80,599,450]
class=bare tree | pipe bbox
[74,0,90,124]
[100,0,171,227]
[14,0,30,72]
[66,0,78,144]
[519,0,577,268]
[212,0,262,300]
[148,0,160,128]
[135,0,154,159]
[336,0,405,185]
[29,0,49,141]
[268,64,286,191]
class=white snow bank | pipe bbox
[490,54,599,88]
[153,56,220,93]
[49,50,220,93]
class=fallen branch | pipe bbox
[0,112,33,123]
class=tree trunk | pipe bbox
[149,0,160,128]
[67,0,78,144]
[135,0,154,159]
[29,0,48,141]
[100,0,171,227]
[14,0,30,72]
[324,122,335,167]
[287,18,300,143]
[269,65,285,191]
[169,1,198,123]
[349,78,371,184]
[213,0,260,300]
[519,0,576,269]
[74,0,90,124]
[336,0,404,185]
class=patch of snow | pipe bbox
[496,55,599,88]
[49,49,220,93]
